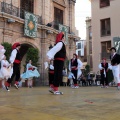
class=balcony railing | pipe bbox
[1,2,19,17]
[0,1,42,24]
[101,52,111,60]
[48,21,70,33]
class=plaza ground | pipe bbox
[0,86,120,120]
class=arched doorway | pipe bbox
[20,43,35,74]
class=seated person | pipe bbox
[86,72,93,86]
[80,74,87,86]
[95,71,101,85]
[68,72,75,87]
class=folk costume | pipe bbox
[21,62,40,87]
[0,45,6,61]
[69,54,83,88]
[5,42,21,91]
[98,58,110,88]
[110,47,120,90]
[47,32,66,95]
[0,56,13,89]
[49,60,54,87]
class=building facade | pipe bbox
[91,0,120,73]
[86,17,93,70]
[0,0,79,85]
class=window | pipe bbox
[76,41,84,56]
[88,26,92,40]
[100,0,110,8]
[89,41,92,54]
[54,7,63,24]
[20,0,34,13]
[20,0,34,18]
[101,18,111,36]
[78,51,81,57]
[101,41,111,59]
[77,43,81,49]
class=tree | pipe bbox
[1,42,12,60]
[26,48,39,67]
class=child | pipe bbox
[49,60,54,89]
[68,72,75,87]
[0,55,12,90]
[21,60,40,88]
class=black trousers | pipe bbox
[49,73,54,85]
[71,70,78,84]
[100,73,108,86]
[53,60,64,87]
[7,63,20,84]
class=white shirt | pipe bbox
[47,42,63,60]
[98,63,111,70]
[9,49,18,63]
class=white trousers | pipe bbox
[112,65,120,84]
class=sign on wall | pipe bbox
[24,11,37,38]
[113,37,120,54]
[59,24,69,44]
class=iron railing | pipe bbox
[48,21,70,33]
[0,1,42,24]
[1,2,19,17]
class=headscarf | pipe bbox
[12,42,21,50]
[55,32,64,44]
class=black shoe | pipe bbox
[14,84,19,89]
[6,86,10,91]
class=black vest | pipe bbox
[15,49,21,61]
[100,63,108,73]
[71,59,78,67]
[54,41,66,59]
[110,54,120,65]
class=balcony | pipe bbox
[48,21,70,33]
[0,1,42,24]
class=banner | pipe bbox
[59,24,69,44]
[24,11,37,38]
[113,37,120,54]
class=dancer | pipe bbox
[21,60,40,88]
[5,42,21,91]
[98,58,110,88]
[0,44,6,61]
[69,54,83,88]
[49,60,54,89]
[110,47,120,90]
[46,32,66,95]
[0,55,12,90]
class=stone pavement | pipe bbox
[0,86,120,120]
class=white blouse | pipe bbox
[47,42,63,60]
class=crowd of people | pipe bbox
[0,32,120,95]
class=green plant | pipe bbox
[26,48,39,67]
[84,64,90,77]
[1,42,12,60]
